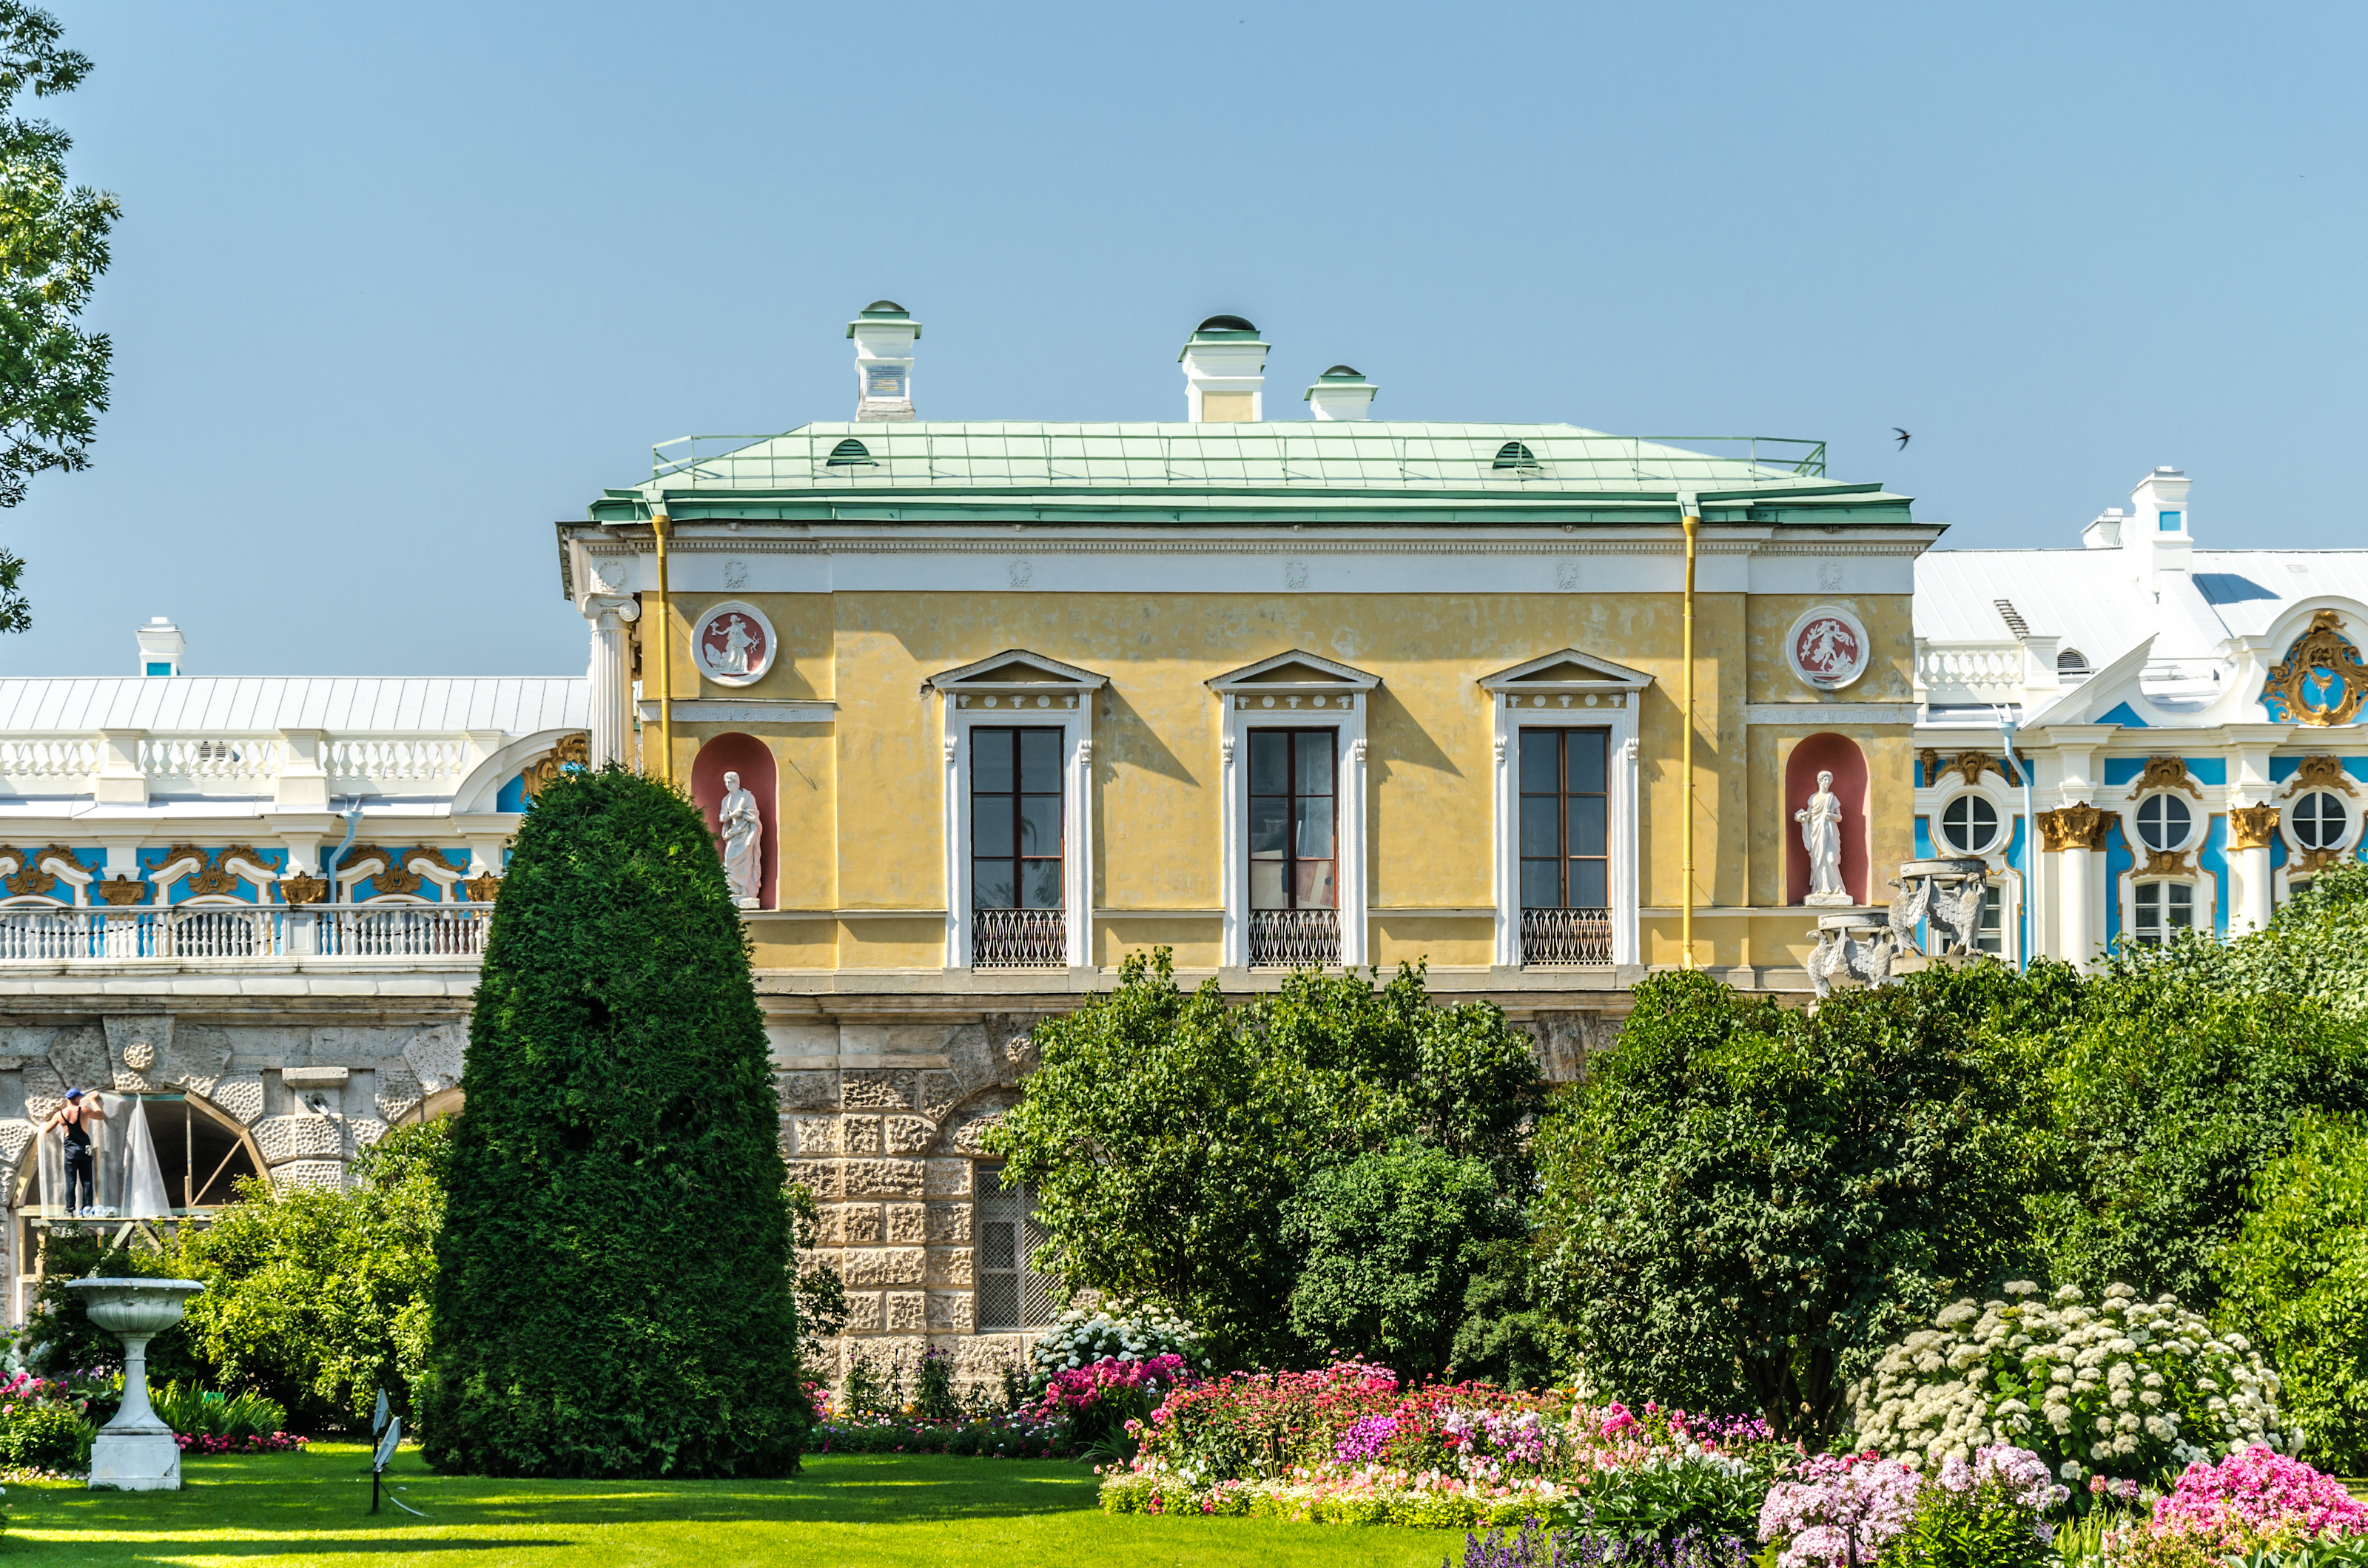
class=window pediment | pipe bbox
[1206,649,1380,695]
[929,649,1107,697]
[1479,648,1655,708]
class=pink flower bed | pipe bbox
[2147,1444,2365,1550]
[174,1431,307,1456]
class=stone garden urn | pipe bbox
[64,1277,206,1490]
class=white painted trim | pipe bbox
[1489,696,1641,968]
[1217,690,1368,968]
[1784,605,1873,692]
[2117,864,2219,947]
[940,690,1093,970]
[634,700,837,724]
[2273,781,2364,904]
[1757,703,1920,726]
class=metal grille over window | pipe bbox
[972,727,1065,968]
[975,1168,1058,1331]
[1248,728,1339,966]
[2133,881,2195,945]
[1519,727,1612,966]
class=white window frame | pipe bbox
[2274,773,2364,903]
[1480,650,1653,968]
[931,650,1105,971]
[1934,786,2008,858]
[1209,650,1379,969]
[2126,876,2204,946]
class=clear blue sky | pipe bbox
[10,1,2362,676]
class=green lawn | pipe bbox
[4,1443,1462,1567]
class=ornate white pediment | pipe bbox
[1205,648,1380,695]
[926,648,1106,696]
[1478,648,1655,696]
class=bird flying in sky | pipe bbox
[1893,428,1912,449]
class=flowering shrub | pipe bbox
[807,1410,1072,1459]
[2141,1444,2365,1553]
[1026,1299,1209,1390]
[173,1431,306,1455]
[1759,1444,2065,1568]
[1033,1353,1194,1456]
[1758,1453,1923,1568]
[1849,1281,2286,1485]
[1111,1367,1787,1537]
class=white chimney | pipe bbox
[137,616,184,676]
[2124,466,2192,593]
[847,300,920,421]
[1304,365,1378,421]
[2082,508,2125,549]
[1178,314,1268,422]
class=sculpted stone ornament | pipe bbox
[2227,804,2280,852]
[1795,770,1852,906]
[718,770,762,909]
[1806,915,1895,1000]
[66,1277,205,1490]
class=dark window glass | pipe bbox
[972,727,1063,911]
[1977,882,2004,954]
[1248,729,1336,910]
[2133,881,2196,946]
[1940,794,1999,854]
[1519,729,1612,909]
[2294,791,2348,850]
[2136,794,2191,852]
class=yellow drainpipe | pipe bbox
[1680,498,1700,968]
[651,505,674,784]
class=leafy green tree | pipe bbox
[983,950,1544,1367]
[0,3,119,627]
[1536,964,2065,1440]
[172,1118,449,1431]
[423,765,803,1478]
[1284,1139,1518,1382]
[2216,1111,2368,1470]
[1447,1236,1561,1392]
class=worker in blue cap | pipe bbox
[39,1088,104,1217]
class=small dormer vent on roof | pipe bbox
[1179,314,1268,422]
[2059,648,2090,675]
[826,437,875,467]
[1493,440,1541,474]
[1305,364,1378,421]
[847,299,920,422]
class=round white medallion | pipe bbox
[692,601,777,688]
[1785,605,1871,691]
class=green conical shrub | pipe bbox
[422,764,803,1476]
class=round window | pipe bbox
[2293,790,2350,850]
[1939,794,1999,854]
[2136,793,2193,852]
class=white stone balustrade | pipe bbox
[0,730,479,803]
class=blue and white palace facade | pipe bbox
[1914,466,2368,966]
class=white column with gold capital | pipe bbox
[585,595,640,769]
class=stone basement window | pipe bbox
[974,1163,1060,1332]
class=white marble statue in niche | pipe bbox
[718,770,763,909]
[1795,768,1852,906]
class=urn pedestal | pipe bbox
[64,1277,206,1490]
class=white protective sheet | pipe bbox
[119,1097,173,1219]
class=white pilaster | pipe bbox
[585,596,640,769]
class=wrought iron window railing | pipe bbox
[1520,906,1612,967]
[971,908,1066,969]
[0,904,494,962]
[1248,907,1340,968]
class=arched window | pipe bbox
[1492,440,1540,472]
[1939,793,2001,855]
[2293,791,2350,850]
[2136,793,2193,852]
[2058,648,2089,675]
[826,437,874,467]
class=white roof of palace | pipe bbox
[0,677,588,734]
[1917,549,2368,659]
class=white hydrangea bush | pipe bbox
[1848,1281,2287,1484]
[1026,1296,1211,1391]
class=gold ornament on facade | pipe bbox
[2264,610,2368,727]
[2227,804,2281,850]
[280,870,328,906]
[2286,753,2359,797]
[0,847,55,897]
[2295,844,2349,878]
[2127,756,2203,799]
[95,872,147,906]
[522,733,591,800]
[166,844,274,898]
[463,871,502,903]
[2037,802,2114,852]
[2133,848,2198,879]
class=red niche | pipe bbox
[1784,733,1870,906]
[690,733,776,909]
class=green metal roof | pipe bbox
[589,422,1913,528]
